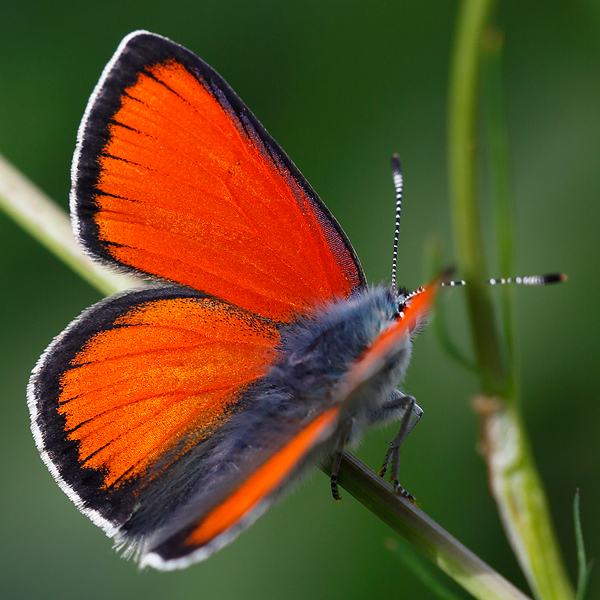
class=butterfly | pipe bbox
[27,30,436,571]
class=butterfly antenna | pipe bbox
[441,273,567,287]
[390,154,403,289]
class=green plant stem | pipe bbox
[448,0,504,395]
[482,27,516,365]
[386,536,465,600]
[473,399,575,600]
[0,152,140,295]
[448,3,575,600]
[574,491,592,600]
[328,453,532,600]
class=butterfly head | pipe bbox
[388,284,427,335]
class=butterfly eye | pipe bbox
[394,294,407,320]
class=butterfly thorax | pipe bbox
[263,285,414,431]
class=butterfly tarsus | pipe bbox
[377,395,421,501]
[330,419,355,502]
[378,442,393,477]
[330,471,342,502]
[330,447,344,502]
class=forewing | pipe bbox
[27,287,281,533]
[72,31,365,322]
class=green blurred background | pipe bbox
[1,1,598,599]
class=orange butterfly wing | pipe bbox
[72,31,365,322]
[29,287,281,530]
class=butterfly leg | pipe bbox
[330,418,353,502]
[375,392,422,499]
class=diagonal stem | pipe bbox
[327,453,532,600]
[0,152,141,295]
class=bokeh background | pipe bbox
[1,1,598,599]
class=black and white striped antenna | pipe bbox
[441,273,567,287]
[390,154,403,290]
